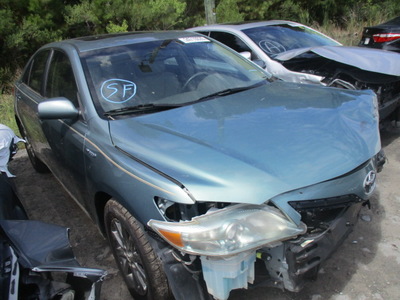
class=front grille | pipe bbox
[289,194,363,232]
[283,202,363,291]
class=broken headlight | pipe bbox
[148,204,306,257]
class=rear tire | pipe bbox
[104,199,170,300]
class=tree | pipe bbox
[64,0,186,34]
[216,0,244,23]
[0,0,66,90]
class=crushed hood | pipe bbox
[109,81,381,204]
[275,45,400,76]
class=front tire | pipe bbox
[104,199,170,300]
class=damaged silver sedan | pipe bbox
[189,20,400,121]
[13,31,384,300]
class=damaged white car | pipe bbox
[13,31,385,300]
[189,20,400,121]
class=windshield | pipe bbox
[80,36,270,115]
[243,24,341,58]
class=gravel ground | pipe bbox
[8,125,400,300]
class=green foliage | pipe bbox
[271,0,310,24]
[106,20,129,34]
[64,0,100,36]
[0,67,14,93]
[181,0,206,27]
[145,0,187,30]
[237,0,275,21]
[216,0,244,23]
[64,0,187,34]
[0,0,66,91]
[0,93,19,136]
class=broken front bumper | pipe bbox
[258,201,364,292]
[151,200,366,300]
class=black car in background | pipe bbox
[359,16,400,52]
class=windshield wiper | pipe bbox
[104,103,180,117]
[194,81,267,103]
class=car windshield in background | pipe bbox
[80,37,269,116]
[242,24,340,58]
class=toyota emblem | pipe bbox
[363,171,376,194]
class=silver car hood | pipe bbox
[109,82,381,204]
[275,45,400,76]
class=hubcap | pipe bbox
[110,218,148,295]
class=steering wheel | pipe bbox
[182,72,209,90]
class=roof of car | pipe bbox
[189,20,301,31]
[42,30,204,53]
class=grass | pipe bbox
[317,24,362,46]
[0,93,20,136]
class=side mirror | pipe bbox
[239,51,252,60]
[38,98,79,120]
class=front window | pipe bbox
[80,36,269,116]
[243,24,340,58]
[46,51,79,107]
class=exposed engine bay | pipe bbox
[280,52,400,121]
[148,153,385,300]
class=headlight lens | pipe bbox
[148,204,306,256]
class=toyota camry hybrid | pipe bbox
[14,31,385,300]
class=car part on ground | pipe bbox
[1,131,106,299]
[0,173,107,299]
[359,16,400,53]
[14,31,384,300]
[0,219,107,300]
[189,20,400,122]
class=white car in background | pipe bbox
[189,20,400,121]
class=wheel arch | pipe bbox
[94,191,112,235]
[94,191,150,235]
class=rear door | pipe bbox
[14,50,53,166]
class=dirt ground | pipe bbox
[8,125,400,300]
